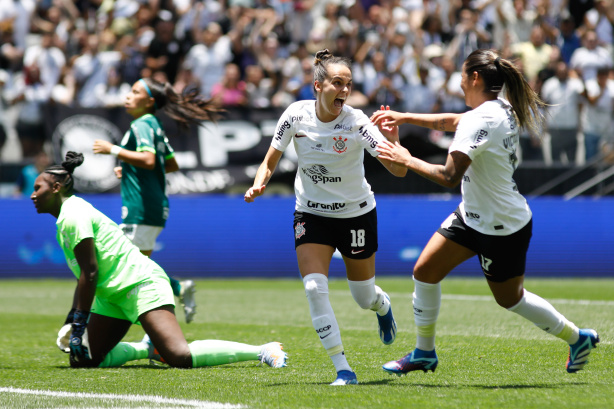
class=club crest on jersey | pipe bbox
[333,136,348,153]
[295,222,306,239]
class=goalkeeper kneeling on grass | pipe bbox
[33,151,287,369]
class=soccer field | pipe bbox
[0,277,612,409]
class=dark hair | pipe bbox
[140,78,222,129]
[313,49,352,88]
[464,49,546,136]
[44,151,84,195]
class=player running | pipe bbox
[92,78,218,323]
[371,49,599,376]
[245,49,407,385]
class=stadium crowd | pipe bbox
[1,0,614,166]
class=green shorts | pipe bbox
[91,266,175,324]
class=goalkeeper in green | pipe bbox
[32,151,287,369]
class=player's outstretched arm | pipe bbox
[245,147,283,203]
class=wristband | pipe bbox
[110,145,122,157]
[64,308,77,325]
[73,309,90,325]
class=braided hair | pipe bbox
[44,151,84,196]
[464,49,546,136]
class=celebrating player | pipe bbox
[33,151,287,369]
[92,78,219,323]
[245,49,407,385]
[371,49,599,375]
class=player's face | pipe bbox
[31,173,61,216]
[315,64,352,123]
[125,81,155,118]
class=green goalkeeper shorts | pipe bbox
[91,266,175,324]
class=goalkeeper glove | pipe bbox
[69,309,91,363]
[57,308,76,353]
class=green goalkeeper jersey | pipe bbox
[120,114,174,227]
[56,196,162,302]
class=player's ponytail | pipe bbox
[44,151,84,195]
[140,77,222,129]
[464,49,546,136]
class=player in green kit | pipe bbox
[93,77,220,323]
[33,152,287,369]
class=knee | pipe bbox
[303,273,328,300]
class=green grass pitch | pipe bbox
[0,277,612,409]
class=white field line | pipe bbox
[0,387,244,409]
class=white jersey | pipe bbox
[271,100,386,218]
[449,98,532,235]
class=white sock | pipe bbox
[508,289,579,343]
[347,277,389,315]
[303,274,350,372]
[413,276,441,351]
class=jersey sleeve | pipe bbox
[59,209,95,252]
[354,110,387,157]
[270,106,295,152]
[449,111,491,160]
[131,121,156,154]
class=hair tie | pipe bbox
[139,78,158,110]
[494,57,502,71]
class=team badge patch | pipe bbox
[295,222,306,239]
[333,136,348,153]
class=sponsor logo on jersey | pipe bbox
[334,123,353,131]
[465,211,480,220]
[307,200,346,211]
[358,126,378,149]
[291,115,304,123]
[503,135,516,149]
[463,175,470,182]
[275,120,291,140]
[311,143,325,152]
[302,165,342,184]
[470,129,488,149]
[295,133,308,138]
[295,222,306,239]
[333,136,348,153]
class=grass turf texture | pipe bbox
[0,277,612,409]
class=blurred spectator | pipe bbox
[541,61,584,165]
[183,22,233,98]
[5,64,51,157]
[245,64,274,108]
[359,51,404,107]
[72,33,121,107]
[579,67,614,161]
[493,0,536,50]
[508,26,552,85]
[145,10,184,84]
[568,0,596,29]
[0,0,35,66]
[569,29,612,81]
[50,65,77,105]
[556,15,582,64]
[252,35,285,90]
[211,63,248,107]
[22,32,66,95]
[447,8,492,69]
[583,0,614,48]
[93,67,132,108]
[14,150,49,197]
[435,55,467,114]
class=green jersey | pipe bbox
[120,114,174,227]
[56,196,163,302]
